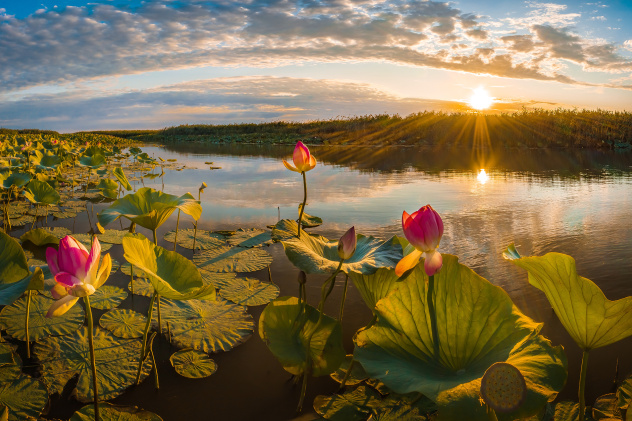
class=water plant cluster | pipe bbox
[0,134,630,421]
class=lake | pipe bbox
[27,143,632,420]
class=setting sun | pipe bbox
[468,87,494,110]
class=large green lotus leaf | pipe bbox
[504,244,632,350]
[20,228,59,246]
[283,233,402,275]
[258,296,345,376]
[226,228,273,248]
[78,154,105,169]
[90,286,128,310]
[100,309,146,339]
[0,294,84,341]
[122,234,216,300]
[617,377,632,410]
[349,268,401,312]
[0,375,48,420]
[113,167,132,191]
[98,187,202,230]
[97,179,119,199]
[0,231,29,284]
[35,327,151,402]
[70,402,163,421]
[98,229,129,244]
[31,151,61,170]
[271,219,306,242]
[163,229,225,250]
[354,255,567,421]
[157,299,254,353]
[23,180,60,205]
[2,172,31,189]
[217,277,279,306]
[313,385,382,421]
[121,263,148,278]
[193,245,273,273]
[169,349,217,379]
[298,204,323,228]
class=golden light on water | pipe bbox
[468,87,494,110]
[477,168,489,184]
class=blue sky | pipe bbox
[1,0,631,131]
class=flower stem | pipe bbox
[25,291,32,359]
[579,349,589,421]
[338,274,349,322]
[486,404,499,421]
[297,171,307,239]
[427,274,440,359]
[83,295,99,421]
[173,210,181,251]
[151,229,162,333]
[136,291,157,385]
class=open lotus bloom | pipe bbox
[45,235,112,317]
[337,226,357,260]
[283,141,317,173]
[395,205,444,277]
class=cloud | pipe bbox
[504,2,581,27]
[624,40,632,52]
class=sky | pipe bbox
[1,0,631,132]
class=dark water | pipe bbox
[20,143,632,420]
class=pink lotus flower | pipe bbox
[395,205,444,277]
[338,226,357,260]
[45,235,112,317]
[283,141,317,173]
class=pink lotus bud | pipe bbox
[337,226,356,260]
[395,205,444,277]
[283,141,317,173]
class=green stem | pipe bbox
[427,274,440,359]
[136,291,157,385]
[338,274,349,322]
[173,210,181,251]
[579,349,589,421]
[297,171,307,239]
[83,296,100,421]
[25,291,32,359]
[151,228,162,333]
[486,404,499,421]
[339,358,355,390]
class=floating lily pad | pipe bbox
[259,296,345,376]
[0,375,48,420]
[199,270,237,289]
[35,327,151,402]
[43,226,72,240]
[271,219,303,242]
[52,209,78,219]
[27,206,57,217]
[592,393,619,420]
[0,294,84,341]
[98,229,128,245]
[71,233,114,253]
[170,349,217,379]
[64,200,87,208]
[330,355,368,386]
[163,229,225,250]
[218,277,279,306]
[20,228,59,246]
[70,402,163,421]
[127,277,154,298]
[89,286,128,310]
[100,309,147,339]
[193,245,273,273]
[0,342,21,383]
[313,385,381,421]
[6,216,35,227]
[617,377,632,410]
[156,299,254,353]
[298,204,323,228]
[121,263,148,278]
[226,228,272,248]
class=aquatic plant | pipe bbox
[283,141,317,238]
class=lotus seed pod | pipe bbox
[480,362,527,413]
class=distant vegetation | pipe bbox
[22,108,632,149]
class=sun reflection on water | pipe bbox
[477,168,489,184]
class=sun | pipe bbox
[468,87,494,110]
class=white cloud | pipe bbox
[624,40,632,51]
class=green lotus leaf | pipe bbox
[78,154,105,169]
[98,187,202,230]
[163,229,225,250]
[27,205,58,216]
[23,180,60,205]
[0,342,21,384]
[369,392,436,420]
[271,219,306,242]
[298,204,323,228]
[617,377,632,410]
[6,215,35,227]
[170,349,218,379]
[199,270,237,289]
[258,296,345,376]
[70,402,163,421]
[592,393,619,420]
[504,244,632,350]
[217,277,279,306]
[113,167,132,191]
[97,179,119,199]
[226,228,273,248]
[43,226,72,240]
[330,355,368,386]
[30,151,61,170]
[0,375,48,420]
[52,209,78,219]
[349,268,401,312]
[98,229,129,244]
[64,200,87,208]
[90,286,128,310]
[539,401,595,421]
[1,172,31,189]
[193,245,273,273]
[313,385,382,421]
[354,255,567,421]
[157,299,254,353]
[122,234,216,300]
[0,231,29,284]
[99,309,147,339]
[0,294,84,341]
[36,327,151,402]
[121,263,148,279]
[127,277,153,297]
[283,233,402,275]
[72,233,113,253]
[20,228,59,246]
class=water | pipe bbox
[27,143,632,420]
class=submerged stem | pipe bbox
[25,291,32,359]
[427,274,440,360]
[83,295,100,421]
[136,291,157,385]
[579,349,589,421]
[297,171,307,239]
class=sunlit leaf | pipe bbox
[127,277,153,298]
[330,355,368,386]
[592,393,620,420]
[163,229,225,250]
[78,154,105,169]
[226,228,273,248]
[20,228,59,246]
[349,268,401,312]
[98,229,128,245]
[0,375,48,420]
[1,172,31,189]
[170,349,217,379]
[70,402,163,421]
[99,309,146,339]
[617,377,632,410]
[23,180,60,205]
[89,286,128,310]
[217,277,279,306]
[298,204,323,228]
[0,231,29,285]
[313,385,381,421]
[193,245,273,273]
[113,167,132,191]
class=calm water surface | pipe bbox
[36,143,632,420]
